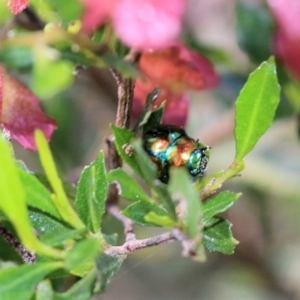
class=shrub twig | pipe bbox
[0,223,36,264]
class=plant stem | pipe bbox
[106,49,140,205]
[0,223,36,264]
[107,204,135,242]
[105,230,177,256]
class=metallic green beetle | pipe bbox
[142,124,210,183]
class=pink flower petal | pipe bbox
[112,0,186,50]
[7,0,29,14]
[268,0,300,82]
[139,43,219,92]
[268,0,300,39]
[81,0,116,32]
[0,66,56,151]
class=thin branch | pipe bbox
[106,49,140,205]
[105,230,177,256]
[107,204,135,242]
[0,223,36,264]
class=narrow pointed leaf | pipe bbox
[0,262,63,300]
[35,130,84,229]
[142,101,165,134]
[169,168,201,239]
[235,57,280,161]
[132,139,158,183]
[202,191,241,224]
[122,200,173,226]
[75,151,108,233]
[203,217,238,254]
[65,239,99,274]
[36,280,54,300]
[0,133,62,258]
[110,125,142,177]
[41,228,86,247]
[107,168,151,202]
[53,269,96,300]
[19,168,60,219]
[96,253,124,292]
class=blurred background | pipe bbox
[8,0,300,299]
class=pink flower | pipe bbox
[0,66,56,151]
[133,43,219,126]
[7,0,29,14]
[268,0,300,81]
[81,0,186,50]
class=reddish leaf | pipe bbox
[7,0,29,14]
[0,66,56,151]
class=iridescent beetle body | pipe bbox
[142,124,210,183]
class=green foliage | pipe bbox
[110,125,142,177]
[0,46,33,70]
[75,151,108,233]
[122,200,174,227]
[236,1,273,63]
[169,168,201,239]
[65,239,99,272]
[203,217,238,254]
[19,168,60,219]
[32,49,74,99]
[141,101,165,134]
[0,0,283,295]
[53,270,96,300]
[96,253,124,292]
[202,191,241,224]
[35,130,84,229]
[0,262,63,300]
[107,168,151,202]
[235,57,280,161]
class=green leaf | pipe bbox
[122,200,173,226]
[0,262,63,300]
[103,54,139,78]
[32,48,74,99]
[142,101,165,134]
[0,133,62,258]
[54,269,96,300]
[169,168,201,239]
[65,239,99,274]
[132,139,158,183]
[107,169,151,202]
[110,125,142,176]
[96,253,124,292]
[202,191,241,224]
[75,151,108,233]
[35,130,84,230]
[151,184,177,221]
[41,228,86,247]
[144,211,176,228]
[29,209,70,236]
[203,217,238,254]
[36,280,54,300]
[133,87,160,133]
[0,0,11,24]
[234,57,280,161]
[19,168,60,219]
[0,46,33,70]
[46,0,82,24]
[236,1,273,63]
